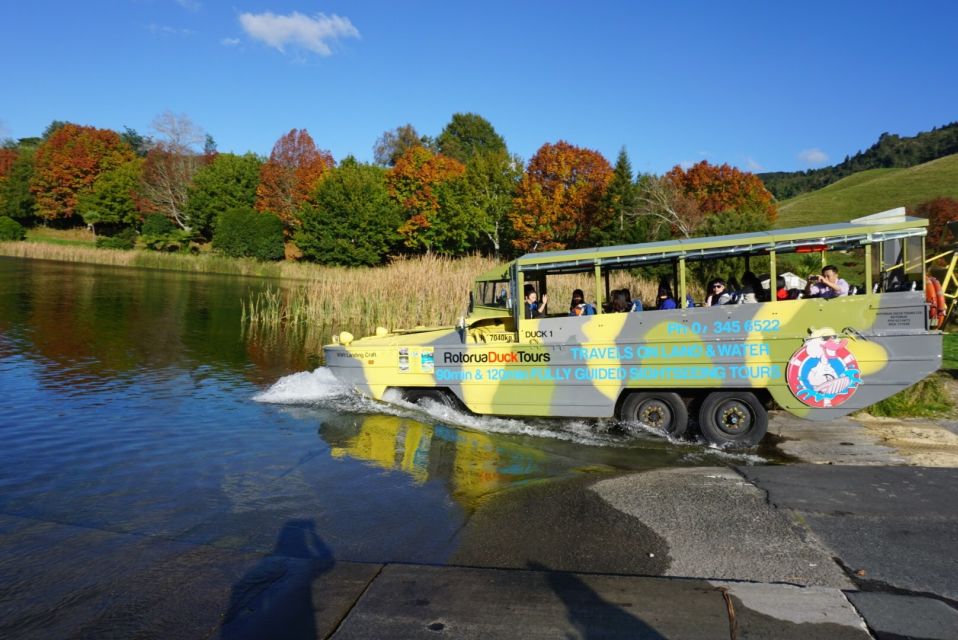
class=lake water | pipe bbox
[0,257,772,635]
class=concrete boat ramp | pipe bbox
[3,413,958,639]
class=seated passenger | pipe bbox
[524,284,548,319]
[611,290,630,312]
[775,276,788,301]
[807,265,849,299]
[656,282,678,310]
[739,271,762,303]
[622,288,642,312]
[604,289,621,313]
[705,279,731,306]
[569,289,596,316]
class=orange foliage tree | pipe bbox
[386,146,467,252]
[916,197,958,252]
[665,161,777,234]
[31,124,135,222]
[256,129,334,231]
[509,141,613,252]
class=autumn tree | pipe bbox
[436,113,506,164]
[76,159,144,234]
[386,146,469,254]
[140,112,207,230]
[0,146,37,221]
[373,124,429,167]
[916,197,958,252]
[185,153,262,237]
[255,129,334,231]
[0,147,16,178]
[296,157,403,266]
[509,141,614,252]
[31,124,136,223]
[665,161,777,235]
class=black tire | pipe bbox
[698,391,768,448]
[620,392,689,438]
[401,388,461,410]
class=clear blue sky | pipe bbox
[3,1,956,173]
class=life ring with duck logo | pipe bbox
[786,331,862,408]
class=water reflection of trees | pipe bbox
[318,414,547,508]
[0,260,313,387]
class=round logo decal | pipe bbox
[786,337,862,408]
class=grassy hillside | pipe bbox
[775,153,958,228]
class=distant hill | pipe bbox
[760,122,958,200]
[774,153,958,228]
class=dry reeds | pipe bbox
[243,254,498,336]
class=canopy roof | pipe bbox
[513,207,926,275]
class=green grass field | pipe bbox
[775,154,958,228]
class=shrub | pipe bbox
[139,228,194,252]
[95,227,136,250]
[213,207,284,261]
[0,216,26,241]
[141,213,176,236]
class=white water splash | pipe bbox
[253,367,347,404]
[253,369,768,458]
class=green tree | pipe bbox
[436,113,507,164]
[373,124,428,167]
[120,127,151,157]
[185,153,262,237]
[0,146,37,222]
[296,157,403,266]
[591,147,643,246]
[76,159,144,234]
[458,149,521,257]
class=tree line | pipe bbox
[0,112,778,264]
[759,122,958,200]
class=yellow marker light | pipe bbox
[375,326,389,337]
[339,331,354,346]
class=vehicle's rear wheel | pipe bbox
[698,391,767,448]
[620,392,689,438]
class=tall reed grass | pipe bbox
[243,254,498,337]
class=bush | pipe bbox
[139,228,195,253]
[0,216,26,241]
[95,227,136,250]
[213,207,285,261]
[141,213,176,236]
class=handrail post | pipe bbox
[679,257,687,309]
[769,250,777,303]
[594,263,603,314]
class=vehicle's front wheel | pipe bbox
[401,388,462,411]
[698,391,767,448]
[620,392,689,438]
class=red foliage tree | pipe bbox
[256,129,334,230]
[665,161,777,229]
[916,197,958,252]
[509,141,613,252]
[0,148,17,179]
[31,124,135,221]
